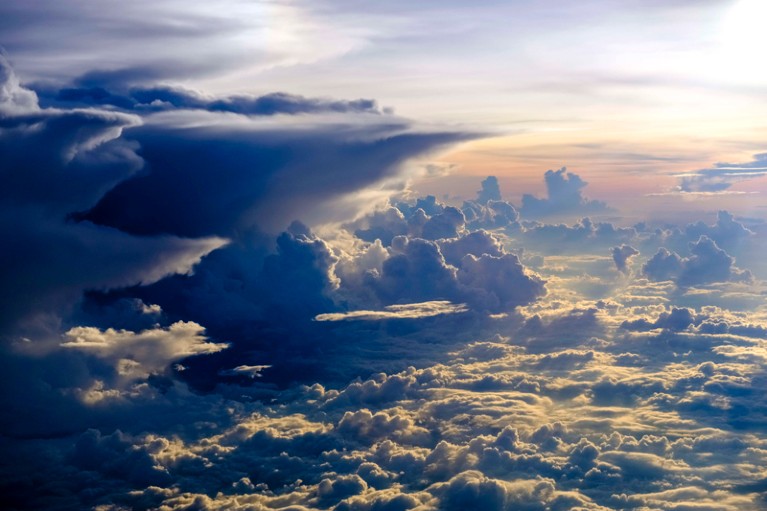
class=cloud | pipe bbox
[517,217,636,255]
[0,0,370,85]
[81,112,474,237]
[315,301,469,322]
[39,81,385,116]
[351,206,410,246]
[476,176,502,204]
[364,235,545,313]
[684,211,753,250]
[642,236,753,287]
[438,230,504,267]
[0,56,226,337]
[611,244,639,274]
[462,199,519,231]
[61,321,228,377]
[520,168,608,218]
[0,52,37,114]
[676,153,767,193]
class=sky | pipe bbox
[3,1,767,510]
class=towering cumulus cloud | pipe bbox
[521,167,608,218]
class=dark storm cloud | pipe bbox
[0,55,225,336]
[82,114,474,237]
[520,167,608,218]
[38,81,384,116]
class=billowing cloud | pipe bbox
[0,55,225,337]
[476,175,502,204]
[61,321,228,377]
[642,236,752,287]
[364,235,545,313]
[520,168,608,218]
[81,112,473,237]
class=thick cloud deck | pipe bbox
[4,50,767,511]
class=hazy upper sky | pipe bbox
[3,0,767,215]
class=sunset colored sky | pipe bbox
[4,0,767,212]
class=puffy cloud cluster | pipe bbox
[362,235,544,313]
[642,236,752,287]
[14,306,767,510]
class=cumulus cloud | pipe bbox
[684,210,753,250]
[476,175,502,204]
[520,168,608,218]
[61,321,228,377]
[642,236,752,287]
[364,235,545,313]
[611,244,639,274]
[0,53,37,114]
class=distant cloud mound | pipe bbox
[684,210,753,249]
[521,167,608,218]
[642,236,753,287]
[476,176,502,203]
[460,176,519,231]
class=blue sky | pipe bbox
[3,1,767,510]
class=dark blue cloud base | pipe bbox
[3,54,767,511]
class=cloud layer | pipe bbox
[3,49,767,511]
